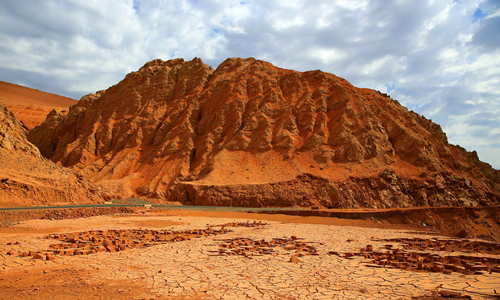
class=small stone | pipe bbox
[290,256,301,263]
[470,264,487,271]
[431,264,444,272]
[439,291,463,298]
[33,254,44,260]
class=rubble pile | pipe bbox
[412,290,472,299]
[40,207,135,220]
[330,237,500,275]
[0,207,135,227]
[0,210,43,226]
[212,221,268,228]
[5,221,269,260]
[212,236,317,261]
[382,237,500,255]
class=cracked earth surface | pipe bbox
[1,211,499,300]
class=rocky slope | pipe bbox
[28,58,500,208]
[0,102,40,157]
[0,81,77,129]
[0,102,113,207]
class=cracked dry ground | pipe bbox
[1,210,499,300]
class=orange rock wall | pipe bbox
[0,103,113,207]
[28,58,500,208]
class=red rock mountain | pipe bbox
[0,103,112,207]
[28,58,500,208]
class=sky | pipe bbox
[0,0,499,169]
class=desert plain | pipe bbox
[1,207,499,300]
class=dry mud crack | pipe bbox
[1,211,499,300]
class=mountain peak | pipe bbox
[26,58,500,208]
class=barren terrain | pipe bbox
[1,208,499,299]
[1,58,500,299]
[0,81,77,129]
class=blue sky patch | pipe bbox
[385,83,396,93]
[473,8,486,23]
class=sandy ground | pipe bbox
[1,210,499,300]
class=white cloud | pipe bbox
[439,48,460,61]
[485,8,500,19]
[474,77,500,94]
[308,47,346,64]
[272,15,306,31]
[336,0,369,10]
[361,55,392,75]
[464,96,487,105]
[0,0,499,168]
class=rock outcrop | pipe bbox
[28,58,500,208]
[0,102,113,207]
[0,102,40,157]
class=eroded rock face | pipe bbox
[176,171,497,208]
[28,57,500,207]
[0,102,114,206]
[0,102,40,157]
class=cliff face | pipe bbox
[0,102,113,207]
[28,57,500,208]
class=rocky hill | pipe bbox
[27,58,500,208]
[0,102,113,207]
[0,80,77,129]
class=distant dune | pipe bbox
[0,81,77,129]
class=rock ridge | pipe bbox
[0,102,114,206]
[27,57,500,207]
[176,170,498,208]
